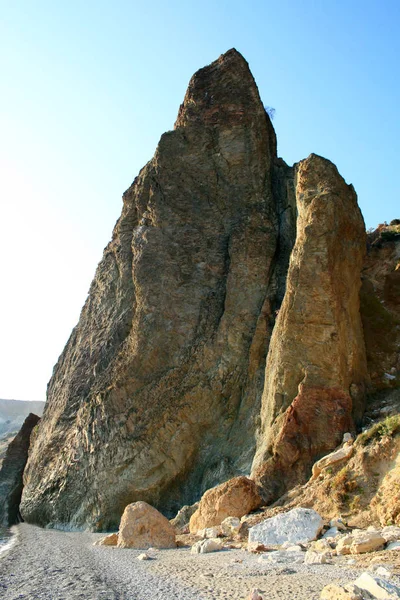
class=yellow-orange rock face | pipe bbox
[189,476,262,533]
[251,154,368,502]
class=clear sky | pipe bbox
[1,0,399,401]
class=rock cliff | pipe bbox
[0,413,40,526]
[21,49,293,530]
[20,49,385,531]
[251,154,368,501]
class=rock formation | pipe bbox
[251,154,368,501]
[0,413,40,526]
[20,48,376,531]
[21,49,291,530]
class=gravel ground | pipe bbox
[1,524,399,600]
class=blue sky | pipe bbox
[0,0,399,400]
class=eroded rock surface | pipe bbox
[0,413,40,526]
[21,49,288,530]
[252,154,368,502]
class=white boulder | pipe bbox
[304,550,327,564]
[248,508,324,546]
[354,572,400,599]
[191,538,223,554]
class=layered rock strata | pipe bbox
[21,49,290,530]
[0,413,40,526]
[251,154,368,501]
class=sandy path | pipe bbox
[1,524,399,599]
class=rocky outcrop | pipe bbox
[20,49,373,532]
[360,225,400,391]
[21,49,290,531]
[251,154,368,501]
[0,413,40,526]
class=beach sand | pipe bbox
[1,524,398,599]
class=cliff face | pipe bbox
[251,155,368,501]
[0,413,40,526]
[21,50,294,530]
[20,49,376,531]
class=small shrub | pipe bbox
[357,414,400,447]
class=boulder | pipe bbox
[312,442,354,480]
[93,532,118,546]
[304,550,327,564]
[197,526,221,539]
[117,502,176,549]
[248,507,324,546]
[382,526,400,543]
[350,531,386,555]
[336,535,355,555]
[337,530,386,555]
[354,572,400,599]
[189,476,262,533]
[191,538,223,554]
[0,413,40,526]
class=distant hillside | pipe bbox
[0,399,44,436]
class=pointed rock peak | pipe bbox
[174,48,266,129]
[296,153,356,202]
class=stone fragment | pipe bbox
[221,516,241,537]
[191,538,223,554]
[198,526,222,539]
[304,550,327,564]
[170,503,199,530]
[258,550,304,565]
[286,544,303,552]
[247,589,263,600]
[354,572,400,599]
[330,517,347,531]
[311,442,354,480]
[323,527,340,538]
[336,535,354,555]
[386,542,400,550]
[247,542,271,553]
[117,502,176,549]
[374,567,393,580]
[382,526,400,543]
[350,531,386,554]
[0,413,40,526]
[248,508,324,546]
[93,533,118,546]
[310,538,332,553]
[137,553,152,560]
[189,477,262,533]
